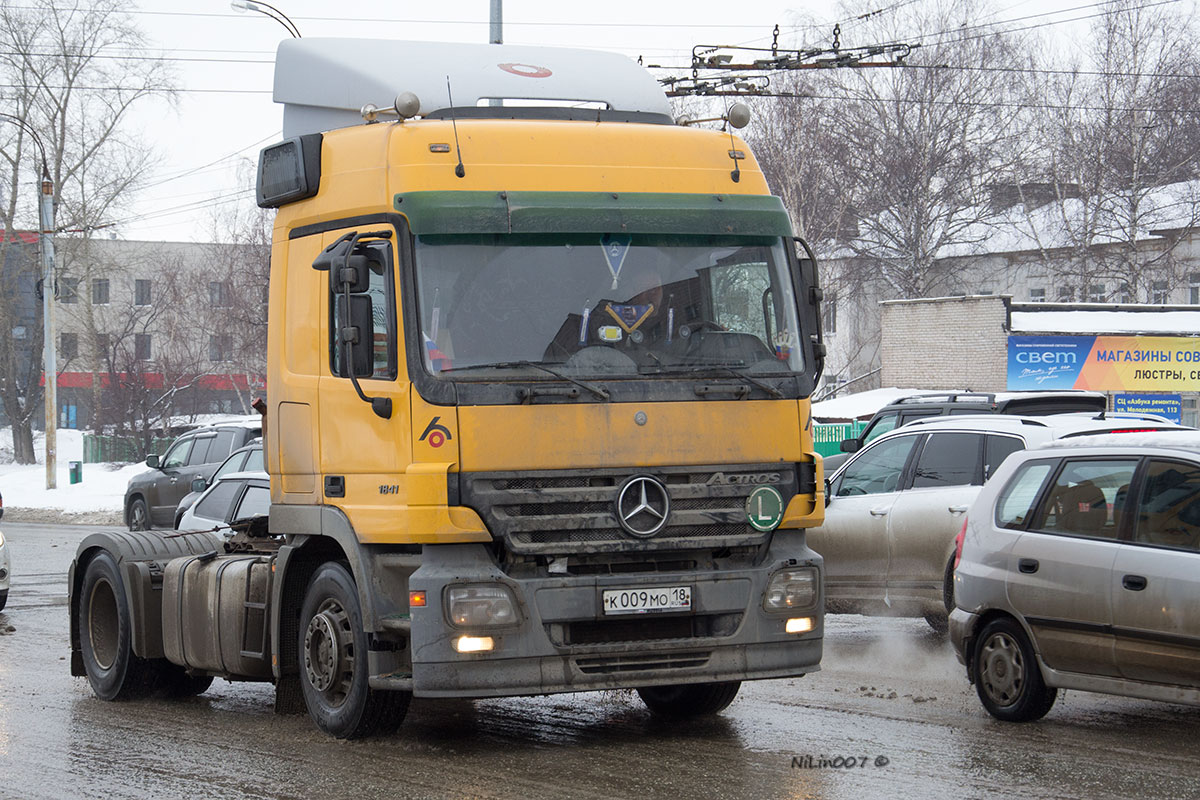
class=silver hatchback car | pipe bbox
[951,431,1200,721]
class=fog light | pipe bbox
[447,584,518,627]
[786,616,814,634]
[763,567,818,611]
[454,635,494,653]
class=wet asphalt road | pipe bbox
[0,521,1198,800]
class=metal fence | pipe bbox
[813,421,867,457]
[82,434,175,464]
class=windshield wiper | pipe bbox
[442,360,610,401]
[641,362,785,399]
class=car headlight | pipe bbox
[446,584,519,628]
[763,567,818,611]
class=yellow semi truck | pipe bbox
[68,39,828,738]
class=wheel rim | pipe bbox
[87,577,120,670]
[131,502,146,529]
[979,631,1025,706]
[303,598,354,704]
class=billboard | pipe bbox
[1008,335,1200,392]
[1113,393,1182,423]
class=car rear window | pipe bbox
[996,461,1054,529]
[1135,460,1200,552]
[912,432,983,488]
[1033,459,1139,539]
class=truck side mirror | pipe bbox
[336,294,376,378]
[146,454,160,469]
[840,439,861,454]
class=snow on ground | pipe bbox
[0,428,142,516]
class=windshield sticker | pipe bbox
[774,329,795,360]
[606,303,654,333]
[598,325,623,343]
[600,233,632,289]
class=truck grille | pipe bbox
[575,651,712,674]
[560,613,743,645]
[459,464,797,555]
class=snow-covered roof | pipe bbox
[1011,305,1200,335]
[812,387,959,421]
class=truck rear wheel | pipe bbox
[78,551,161,700]
[637,681,741,718]
[298,562,410,738]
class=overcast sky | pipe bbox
[106,0,1119,243]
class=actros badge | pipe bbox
[419,416,452,448]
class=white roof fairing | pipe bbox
[274,39,674,138]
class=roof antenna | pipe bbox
[445,76,466,178]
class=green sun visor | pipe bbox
[393,191,793,237]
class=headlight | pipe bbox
[446,584,519,628]
[763,567,818,611]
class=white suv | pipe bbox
[950,431,1200,721]
[811,413,1188,632]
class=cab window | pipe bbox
[1134,460,1200,552]
[995,461,1054,530]
[836,435,919,496]
[187,436,214,466]
[329,239,396,380]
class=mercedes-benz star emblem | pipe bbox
[616,476,670,538]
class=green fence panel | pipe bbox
[813,421,867,457]
[82,434,175,464]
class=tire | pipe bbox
[78,551,161,700]
[973,617,1057,722]
[0,589,7,612]
[298,562,410,738]
[924,611,949,635]
[924,555,957,635]
[637,681,741,718]
[127,497,150,531]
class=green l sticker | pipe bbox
[746,486,785,531]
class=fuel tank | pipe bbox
[162,554,274,679]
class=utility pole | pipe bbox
[40,167,57,489]
[490,0,502,44]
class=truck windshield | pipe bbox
[414,233,805,378]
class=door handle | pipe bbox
[1123,574,1148,591]
[948,505,969,513]
[869,508,889,517]
[1018,558,1039,574]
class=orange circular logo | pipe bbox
[498,62,552,78]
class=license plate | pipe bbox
[602,586,692,615]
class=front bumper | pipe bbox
[405,531,823,698]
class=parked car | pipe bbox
[950,431,1200,721]
[173,440,263,529]
[124,419,261,530]
[810,412,1190,632]
[822,390,1109,473]
[0,525,9,612]
[176,471,270,534]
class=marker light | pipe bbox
[409,590,427,608]
[786,617,814,634]
[454,635,495,654]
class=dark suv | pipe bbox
[822,391,1108,473]
[124,419,262,530]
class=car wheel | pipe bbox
[924,611,948,635]
[161,663,215,697]
[973,617,1057,722]
[0,589,7,612]
[637,681,741,718]
[78,551,161,700]
[127,497,150,531]
[298,562,410,738]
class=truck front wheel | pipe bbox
[78,551,160,700]
[637,681,741,718]
[298,562,410,738]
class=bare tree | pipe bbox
[1016,0,1200,301]
[0,0,172,462]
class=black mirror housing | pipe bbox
[146,454,161,468]
[840,439,861,454]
